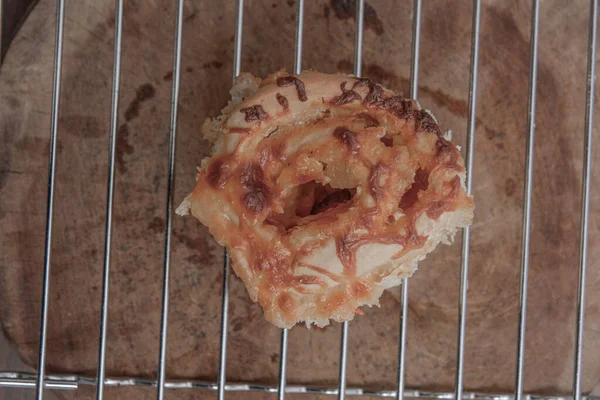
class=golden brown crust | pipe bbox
[177,70,474,328]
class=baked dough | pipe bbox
[177,70,474,328]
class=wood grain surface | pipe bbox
[1,0,599,399]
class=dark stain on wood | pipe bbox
[505,178,517,197]
[173,230,212,264]
[148,217,166,234]
[125,83,156,122]
[330,0,384,35]
[116,124,134,173]
[61,115,102,138]
[202,60,223,69]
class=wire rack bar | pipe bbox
[156,1,185,399]
[396,279,409,400]
[218,221,231,399]
[35,0,65,399]
[278,328,289,400]
[396,1,421,399]
[217,2,245,399]
[3,372,600,400]
[218,238,231,398]
[232,0,244,80]
[353,0,364,77]
[1,380,76,391]
[454,0,481,399]
[277,2,305,399]
[514,1,540,399]
[337,3,365,399]
[95,1,124,398]
[293,0,305,74]
[573,1,597,399]
[408,0,421,101]
[338,321,350,400]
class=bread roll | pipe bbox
[177,70,474,328]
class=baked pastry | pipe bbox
[176,70,474,328]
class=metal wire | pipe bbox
[454,1,481,399]
[293,0,305,75]
[353,0,364,77]
[396,280,409,400]
[2,374,77,390]
[278,328,289,400]
[396,2,421,400]
[95,1,124,398]
[35,0,65,398]
[514,1,540,399]
[217,2,245,399]
[232,0,244,79]
[573,1,597,399]
[155,1,185,399]
[278,2,305,399]
[338,322,350,400]
[3,372,600,399]
[408,0,421,101]
[218,247,231,400]
[337,4,364,399]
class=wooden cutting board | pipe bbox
[1,1,599,399]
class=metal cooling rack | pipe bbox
[0,0,598,399]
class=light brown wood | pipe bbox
[1,0,599,399]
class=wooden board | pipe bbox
[0,0,39,62]
[1,0,599,399]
